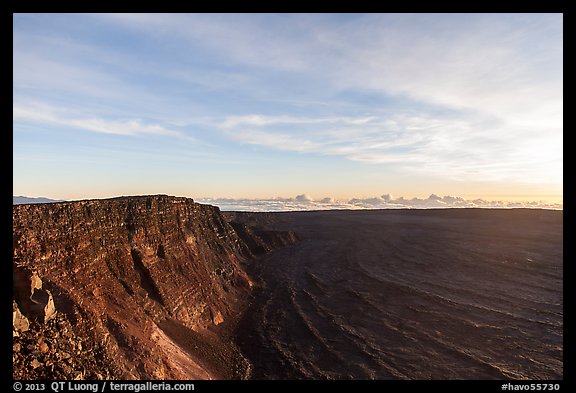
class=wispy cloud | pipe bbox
[13,14,562,200]
[220,114,377,129]
[96,14,562,118]
[217,112,561,184]
[13,103,181,137]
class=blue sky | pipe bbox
[13,13,563,204]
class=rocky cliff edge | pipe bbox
[12,195,297,380]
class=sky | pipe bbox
[13,13,563,209]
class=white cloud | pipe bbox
[96,13,321,73]
[220,115,377,129]
[102,14,561,186]
[98,14,562,125]
[219,112,561,184]
[197,194,562,212]
[13,102,181,137]
[295,194,313,203]
[321,15,562,125]
[13,14,562,195]
[13,28,222,129]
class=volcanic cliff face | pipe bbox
[12,195,294,380]
[223,212,300,256]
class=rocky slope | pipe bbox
[12,195,296,380]
[223,212,300,256]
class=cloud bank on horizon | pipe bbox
[198,194,563,212]
[13,193,561,211]
[13,14,562,201]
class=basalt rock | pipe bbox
[223,212,300,256]
[12,195,297,380]
[13,301,30,335]
[13,265,57,323]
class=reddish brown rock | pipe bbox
[13,195,297,380]
[13,266,57,323]
[30,359,42,369]
[39,342,49,353]
[13,301,30,334]
[212,311,224,326]
[12,196,242,379]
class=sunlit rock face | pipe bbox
[12,195,287,380]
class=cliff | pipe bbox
[223,212,300,256]
[12,195,295,380]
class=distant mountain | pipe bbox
[13,196,64,205]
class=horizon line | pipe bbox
[13,194,563,212]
